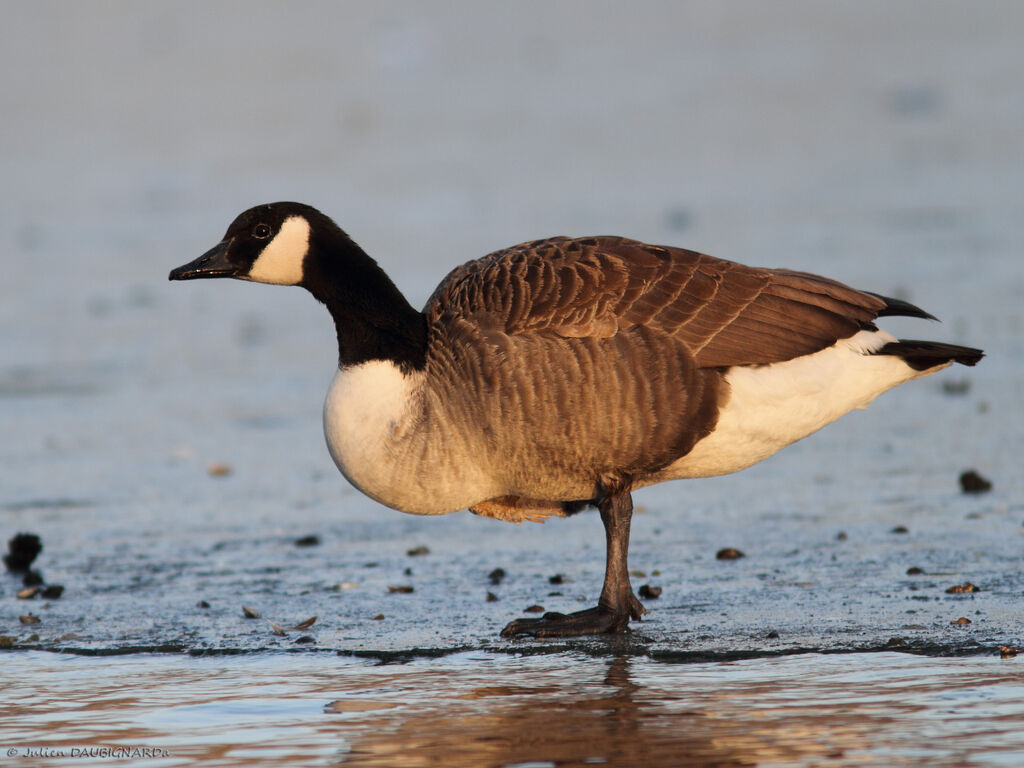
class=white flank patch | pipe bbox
[666,329,936,479]
[246,216,310,285]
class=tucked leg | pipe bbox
[501,489,645,637]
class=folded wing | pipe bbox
[427,236,902,367]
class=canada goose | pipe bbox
[169,202,983,637]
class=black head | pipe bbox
[169,202,337,285]
[170,202,426,369]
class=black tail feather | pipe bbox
[877,340,984,371]
[868,293,939,322]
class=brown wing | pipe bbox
[426,236,887,368]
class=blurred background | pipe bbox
[0,1,1021,644]
[5,2,1020,303]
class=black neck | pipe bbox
[301,223,427,372]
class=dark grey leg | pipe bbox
[501,489,644,638]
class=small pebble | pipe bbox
[638,584,662,599]
[4,533,42,572]
[524,604,545,613]
[294,535,320,547]
[942,379,971,396]
[16,587,39,600]
[906,567,924,575]
[242,606,261,619]
[959,469,992,494]
[946,582,980,594]
[664,207,692,232]
[890,526,909,534]
[371,614,385,621]
[835,531,848,541]
[716,547,745,560]
[548,573,565,585]
[406,545,430,556]
[999,647,1019,658]
[294,635,315,644]
[40,585,64,599]
[327,582,358,591]
[488,568,506,585]
[207,463,233,477]
[197,600,211,609]
[19,614,40,625]
[950,617,972,625]
[388,585,414,593]
[885,637,905,647]
[629,569,646,578]
[766,630,780,639]
[486,591,499,602]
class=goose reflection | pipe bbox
[330,656,754,767]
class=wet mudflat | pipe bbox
[1,481,1021,657]
[2,2,1024,766]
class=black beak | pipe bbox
[168,240,237,281]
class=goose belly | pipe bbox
[323,361,496,515]
[663,330,937,480]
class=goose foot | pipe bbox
[501,594,644,637]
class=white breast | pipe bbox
[322,360,495,515]
[665,329,939,479]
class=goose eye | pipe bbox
[253,223,272,239]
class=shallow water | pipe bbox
[4,650,1024,767]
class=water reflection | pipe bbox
[329,652,1024,767]
[337,656,758,767]
[3,651,1023,767]
[334,655,865,767]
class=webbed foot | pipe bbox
[501,594,645,637]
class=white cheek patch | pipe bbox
[247,216,310,285]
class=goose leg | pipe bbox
[500,489,645,637]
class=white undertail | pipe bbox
[665,329,942,479]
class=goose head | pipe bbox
[170,202,428,371]
[168,202,334,286]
